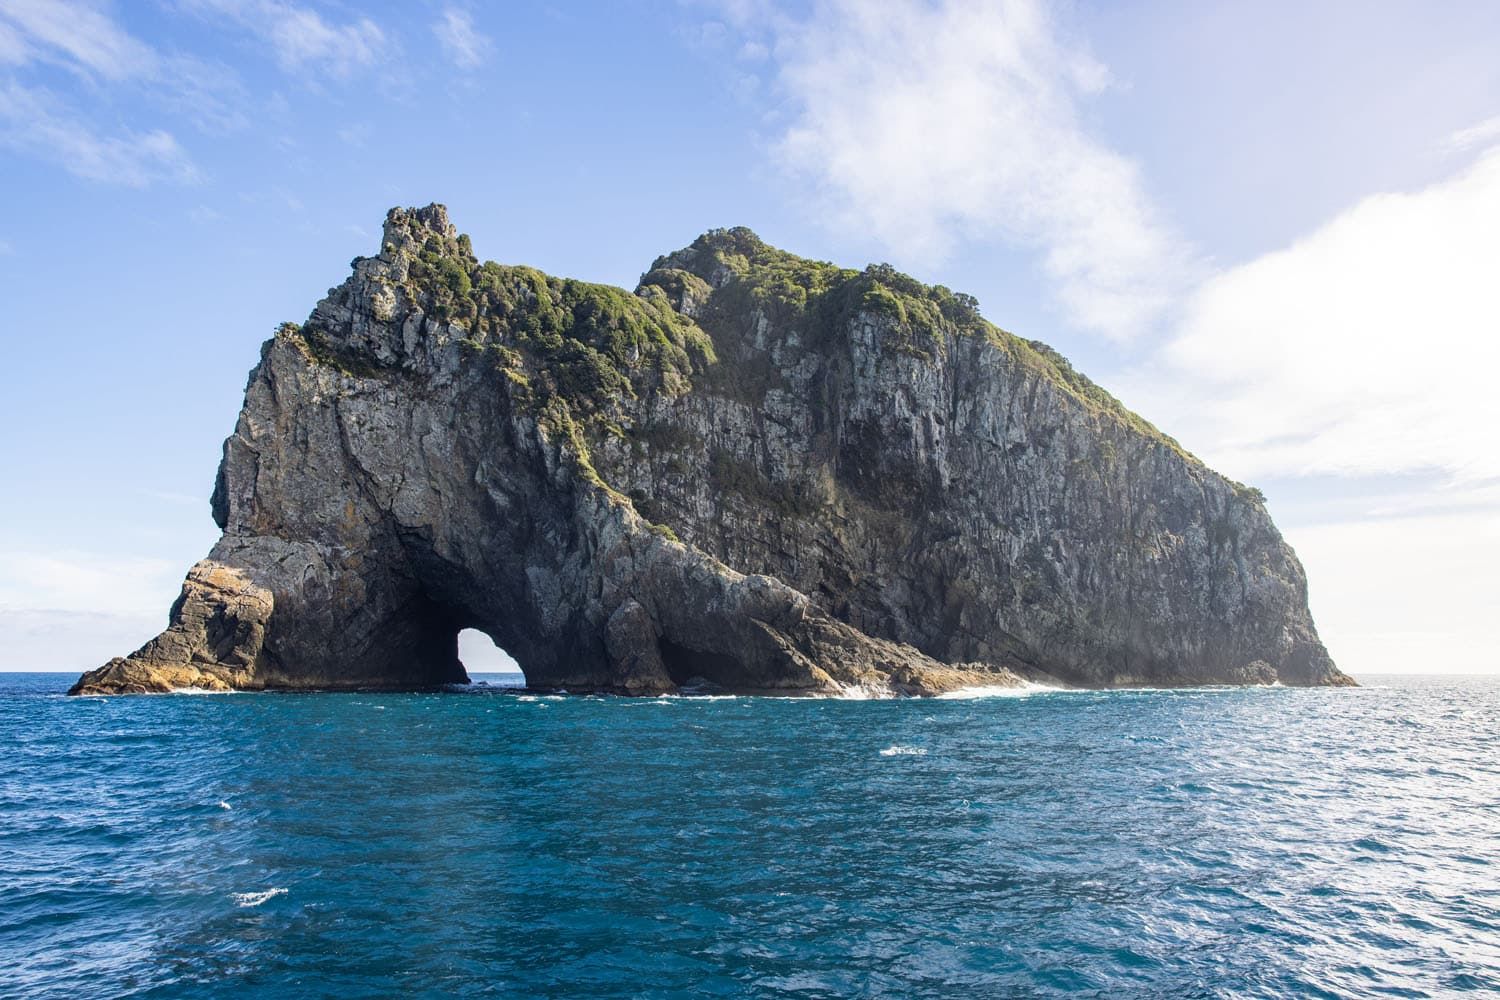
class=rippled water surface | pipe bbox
[2,673,1497,998]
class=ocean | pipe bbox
[1,672,1496,998]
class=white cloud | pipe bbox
[0,80,199,185]
[156,54,249,134]
[1446,114,1500,154]
[0,1,251,183]
[188,0,387,77]
[680,19,729,52]
[265,6,382,74]
[433,7,490,71]
[0,608,164,671]
[0,550,182,616]
[740,0,1194,339]
[0,0,156,79]
[1286,510,1500,676]
[1122,146,1500,487]
[710,1,1500,679]
[1098,141,1500,678]
[0,14,31,64]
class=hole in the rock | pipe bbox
[457,628,525,687]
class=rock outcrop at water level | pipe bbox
[71,205,1352,697]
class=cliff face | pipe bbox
[70,205,1351,696]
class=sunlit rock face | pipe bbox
[70,205,1350,697]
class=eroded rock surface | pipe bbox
[70,205,1351,696]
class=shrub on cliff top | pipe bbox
[403,233,715,422]
[644,226,1192,460]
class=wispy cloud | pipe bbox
[724,0,1196,340]
[1,2,397,187]
[0,0,156,79]
[0,17,26,65]
[187,0,387,77]
[0,0,249,183]
[433,7,490,71]
[155,54,248,134]
[0,80,198,184]
[1121,146,1500,488]
[1446,114,1500,154]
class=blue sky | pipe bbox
[1,0,1497,675]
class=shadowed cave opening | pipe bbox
[659,636,752,693]
[456,628,525,688]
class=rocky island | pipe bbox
[71,205,1351,696]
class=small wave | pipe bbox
[232,888,286,908]
[217,801,232,811]
[830,684,896,700]
[936,682,1063,699]
[445,680,527,692]
[879,745,928,756]
[169,687,238,695]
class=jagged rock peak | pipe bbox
[383,202,456,246]
[71,204,1351,696]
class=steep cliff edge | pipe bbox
[70,205,1351,696]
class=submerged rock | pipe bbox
[70,205,1352,696]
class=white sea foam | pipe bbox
[168,687,238,695]
[217,801,232,811]
[879,745,927,756]
[830,680,1063,700]
[936,682,1063,699]
[450,679,527,692]
[830,684,896,700]
[232,888,286,907]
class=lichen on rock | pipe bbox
[71,204,1351,696]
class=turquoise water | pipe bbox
[1,673,1497,998]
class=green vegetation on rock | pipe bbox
[324,211,1203,517]
[643,227,856,339]
[405,242,717,421]
[1014,339,1190,461]
[643,225,1193,461]
[281,320,385,378]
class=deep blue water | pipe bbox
[1,673,1497,998]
